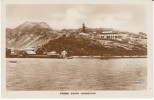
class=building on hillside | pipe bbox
[25,51,36,56]
[61,50,67,58]
[6,48,11,57]
[46,51,57,55]
[79,32,89,36]
[46,51,61,58]
[10,51,18,57]
[98,31,122,41]
[20,48,37,57]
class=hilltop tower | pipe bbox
[82,23,86,33]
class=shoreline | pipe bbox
[6,55,147,59]
[72,56,147,59]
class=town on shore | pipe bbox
[6,22,147,58]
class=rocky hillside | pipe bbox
[6,21,59,49]
[41,34,147,56]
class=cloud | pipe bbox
[64,8,86,27]
[89,13,132,30]
[52,8,86,29]
[6,4,147,33]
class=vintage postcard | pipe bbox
[1,0,153,98]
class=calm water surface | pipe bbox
[6,58,147,90]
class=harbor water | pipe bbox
[6,58,147,90]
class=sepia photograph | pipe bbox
[1,0,153,98]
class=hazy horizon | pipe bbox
[6,4,147,33]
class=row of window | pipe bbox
[100,35,121,39]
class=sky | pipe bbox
[6,4,147,33]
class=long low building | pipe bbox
[98,31,122,41]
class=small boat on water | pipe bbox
[9,61,17,63]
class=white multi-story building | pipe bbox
[98,31,122,41]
